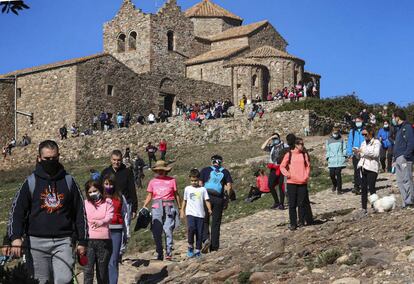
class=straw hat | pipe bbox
[152,160,172,172]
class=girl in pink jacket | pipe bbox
[84,179,114,284]
[280,137,312,231]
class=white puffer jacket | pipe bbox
[357,138,381,173]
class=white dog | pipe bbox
[368,194,396,213]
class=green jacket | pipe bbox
[326,136,347,168]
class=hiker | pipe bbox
[239,96,246,113]
[245,169,270,203]
[145,142,158,168]
[280,137,312,231]
[181,169,212,258]
[84,179,114,284]
[261,133,288,210]
[326,127,347,194]
[101,150,138,223]
[377,120,394,172]
[99,112,108,131]
[116,112,124,128]
[200,155,233,252]
[142,161,182,260]
[392,109,414,208]
[103,174,130,284]
[147,111,156,124]
[123,147,131,168]
[59,124,68,140]
[355,125,381,214]
[159,139,167,161]
[133,153,146,189]
[347,116,365,195]
[7,140,87,284]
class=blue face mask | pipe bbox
[355,122,363,128]
[271,139,280,146]
[392,118,397,126]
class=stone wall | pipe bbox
[0,109,315,170]
[15,66,77,142]
[103,1,152,74]
[186,60,232,86]
[248,24,287,52]
[190,17,242,38]
[150,1,195,76]
[0,81,14,145]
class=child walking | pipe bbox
[143,160,182,260]
[84,179,114,284]
[103,174,130,284]
[181,169,212,258]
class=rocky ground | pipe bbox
[74,169,414,284]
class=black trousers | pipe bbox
[352,156,362,189]
[361,169,378,209]
[84,239,112,284]
[380,147,393,172]
[148,154,157,168]
[203,194,224,251]
[287,184,308,227]
[268,169,285,205]
[329,167,343,191]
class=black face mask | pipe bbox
[39,159,61,177]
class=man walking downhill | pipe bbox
[392,109,414,208]
[200,155,233,253]
[102,150,138,221]
[347,116,365,195]
[7,140,88,284]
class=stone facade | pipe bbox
[187,60,232,86]
[0,81,14,146]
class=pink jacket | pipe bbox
[280,149,311,185]
[85,198,114,240]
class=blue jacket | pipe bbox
[377,128,393,149]
[346,128,365,157]
[393,122,414,161]
[326,136,347,168]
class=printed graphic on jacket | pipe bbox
[40,186,64,213]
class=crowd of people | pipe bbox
[1,106,412,283]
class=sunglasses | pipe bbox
[362,133,368,136]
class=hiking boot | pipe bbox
[201,240,210,254]
[187,247,194,258]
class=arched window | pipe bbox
[252,75,258,87]
[167,31,174,51]
[117,33,126,53]
[128,31,137,50]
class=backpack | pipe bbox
[27,173,73,198]
[204,166,225,194]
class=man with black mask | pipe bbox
[7,140,87,284]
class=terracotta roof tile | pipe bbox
[0,53,108,78]
[246,45,303,61]
[186,45,249,65]
[207,20,268,42]
[185,0,242,21]
[223,58,267,67]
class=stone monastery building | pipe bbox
[0,0,320,143]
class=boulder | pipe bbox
[249,272,273,284]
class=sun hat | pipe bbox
[152,160,172,172]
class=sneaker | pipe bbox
[165,253,172,261]
[278,204,285,210]
[201,239,210,254]
[331,186,336,193]
[187,247,194,258]
[337,190,343,195]
[288,224,297,231]
[156,254,163,261]
[194,250,202,258]
[271,203,280,210]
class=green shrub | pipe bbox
[314,248,342,268]
[238,271,252,284]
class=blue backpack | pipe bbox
[204,166,225,194]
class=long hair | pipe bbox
[102,173,121,200]
[84,179,103,203]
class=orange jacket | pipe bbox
[280,149,310,185]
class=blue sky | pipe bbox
[0,0,413,105]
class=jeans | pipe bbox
[380,147,393,172]
[109,229,122,284]
[329,167,343,192]
[395,155,414,207]
[187,216,204,250]
[361,168,378,209]
[203,194,224,251]
[287,184,308,227]
[28,236,73,284]
[84,239,112,284]
[352,156,362,189]
[151,205,178,258]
